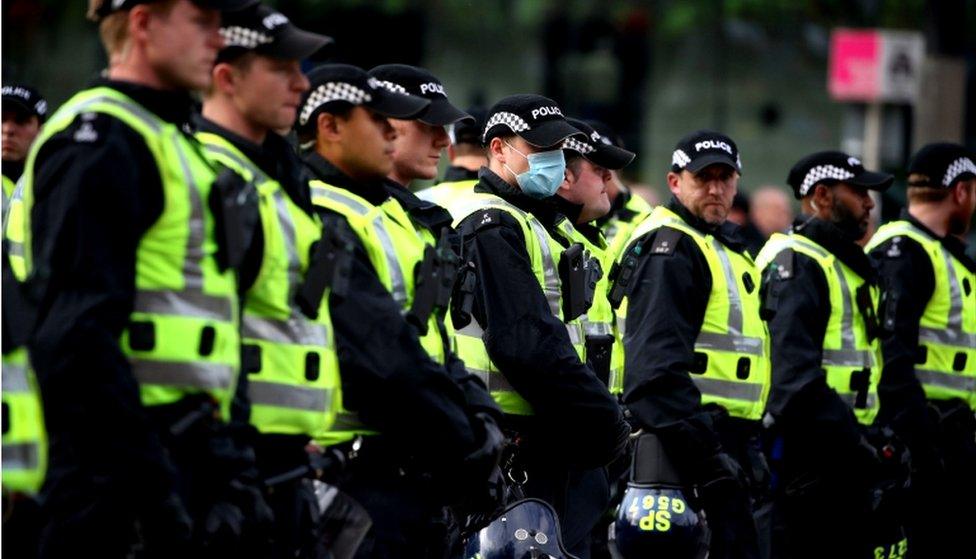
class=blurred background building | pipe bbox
[4,0,975,246]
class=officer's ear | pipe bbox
[666,171,682,197]
[488,136,507,163]
[810,183,833,216]
[952,177,976,207]
[316,112,342,143]
[210,62,236,97]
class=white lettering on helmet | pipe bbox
[419,82,445,96]
[530,106,563,120]
[694,140,733,154]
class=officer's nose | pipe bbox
[432,126,450,149]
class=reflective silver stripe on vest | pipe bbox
[6,238,23,257]
[918,327,976,347]
[2,442,39,470]
[691,376,765,402]
[838,392,878,410]
[583,322,613,337]
[371,213,408,307]
[248,380,331,412]
[694,331,764,356]
[915,369,976,393]
[134,290,234,322]
[821,348,875,368]
[312,186,372,217]
[468,367,518,394]
[2,363,30,393]
[941,245,966,339]
[243,316,329,347]
[616,315,626,337]
[526,216,562,318]
[131,360,233,390]
[202,142,265,182]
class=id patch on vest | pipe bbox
[465,208,505,233]
[649,227,682,256]
[883,237,904,259]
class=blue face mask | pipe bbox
[504,141,567,199]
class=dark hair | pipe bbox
[296,102,355,148]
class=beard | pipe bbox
[830,196,869,241]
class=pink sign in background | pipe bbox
[829,29,881,101]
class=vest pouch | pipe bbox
[2,401,9,435]
[691,352,708,375]
[305,352,321,381]
[914,345,928,365]
[735,357,751,380]
[296,224,354,319]
[433,227,460,310]
[607,254,637,309]
[198,325,216,357]
[407,245,438,335]
[242,344,262,374]
[849,368,871,408]
[450,261,477,329]
[127,321,156,351]
[585,334,614,386]
[952,352,967,372]
[560,243,601,321]
[209,168,257,273]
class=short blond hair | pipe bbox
[87,0,176,59]
[906,173,952,203]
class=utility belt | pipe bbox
[328,435,434,484]
[144,393,224,440]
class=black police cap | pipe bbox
[297,64,430,132]
[671,130,742,175]
[563,117,635,171]
[787,150,893,199]
[218,4,333,62]
[586,119,626,149]
[368,64,471,127]
[451,106,486,146]
[93,0,258,19]
[482,94,582,149]
[907,143,976,189]
[1,84,47,122]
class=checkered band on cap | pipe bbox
[299,82,373,126]
[799,164,855,196]
[672,149,691,169]
[943,157,976,187]
[220,26,274,49]
[483,111,530,141]
[375,80,407,95]
[562,137,595,155]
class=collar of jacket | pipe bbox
[1,159,24,183]
[667,196,748,253]
[302,151,389,206]
[383,178,454,234]
[900,209,976,273]
[794,217,877,281]
[97,78,197,131]
[474,167,572,230]
[441,165,480,182]
[196,116,314,215]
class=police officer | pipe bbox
[587,120,651,261]
[415,106,487,207]
[611,130,771,559]
[756,151,893,559]
[296,64,504,558]
[1,84,47,205]
[445,94,630,557]
[551,117,635,556]
[195,4,338,557]
[865,143,976,558]
[5,1,273,556]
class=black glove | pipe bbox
[138,492,194,557]
[457,412,506,513]
[698,452,760,559]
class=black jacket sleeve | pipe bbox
[324,214,484,469]
[762,250,865,462]
[23,113,178,507]
[621,229,726,478]
[867,238,936,440]
[460,212,628,468]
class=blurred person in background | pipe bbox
[1,84,47,205]
[751,186,794,238]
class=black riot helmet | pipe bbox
[463,499,578,559]
[608,433,709,559]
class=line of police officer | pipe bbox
[2,1,975,558]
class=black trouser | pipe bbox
[904,399,976,558]
[710,417,772,559]
[335,439,456,559]
[770,435,875,559]
[2,492,42,559]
